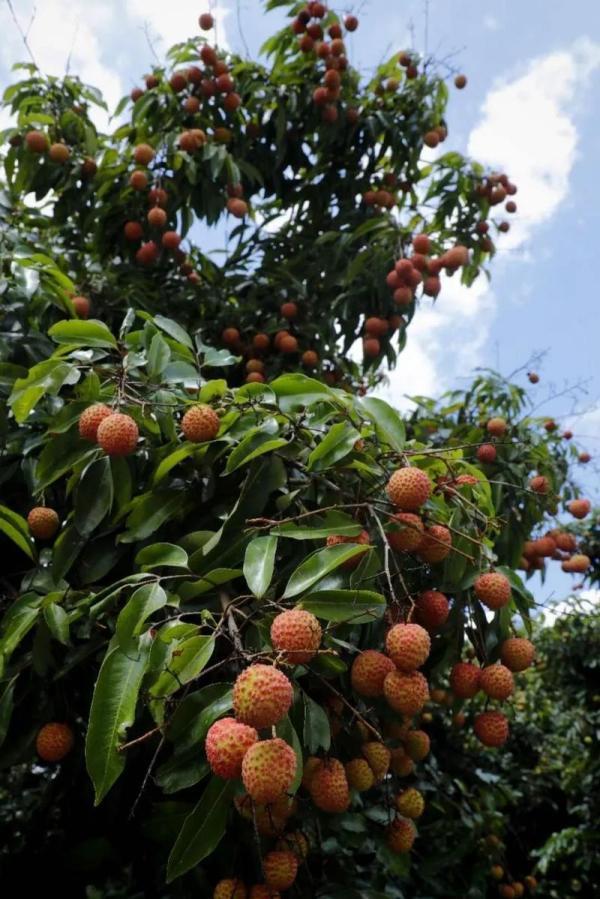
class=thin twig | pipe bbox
[5,0,38,67]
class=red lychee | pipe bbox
[263,850,298,891]
[72,295,90,318]
[450,662,481,699]
[396,787,425,818]
[181,404,220,442]
[133,143,155,165]
[486,417,507,437]
[387,817,417,853]
[403,729,430,761]
[474,572,511,610]
[27,507,60,540]
[233,665,293,729]
[351,650,395,697]
[205,717,258,779]
[242,738,296,804]
[36,722,74,762]
[414,590,449,630]
[480,664,514,701]
[79,403,112,442]
[309,758,350,813]
[270,609,322,665]
[386,467,432,511]
[477,443,497,464]
[385,623,431,671]
[473,710,509,747]
[383,670,429,715]
[530,476,550,494]
[387,512,424,553]
[345,758,375,791]
[97,412,139,457]
[213,879,247,899]
[567,498,590,519]
[417,525,451,564]
[500,637,535,672]
[361,742,391,781]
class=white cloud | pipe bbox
[382,38,600,402]
[483,15,499,31]
[539,588,600,627]
[125,0,231,52]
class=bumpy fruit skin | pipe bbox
[385,623,431,671]
[487,417,507,437]
[233,665,293,728]
[249,887,280,899]
[205,717,258,778]
[480,665,515,700]
[276,831,309,860]
[417,525,452,563]
[386,467,432,511]
[396,787,425,819]
[567,498,590,519]
[270,610,322,665]
[309,758,350,813]
[345,758,375,791]
[390,748,414,776]
[325,529,370,568]
[387,817,417,853]
[383,670,429,715]
[181,404,220,442]
[500,637,535,672]
[96,412,139,457]
[36,722,74,762]
[27,507,60,540]
[474,572,511,610]
[474,711,509,747]
[213,879,247,899]
[477,443,497,464]
[241,739,296,804]
[78,403,112,441]
[404,729,430,761]
[415,590,449,629]
[301,756,322,789]
[351,650,395,697]
[361,742,391,781]
[387,512,424,552]
[263,850,298,890]
[450,662,481,698]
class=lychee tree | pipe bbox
[0,2,595,895]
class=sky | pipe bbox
[1,0,599,609]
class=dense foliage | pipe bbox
[0,2,595,897]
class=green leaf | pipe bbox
[85,634,152,804]
[0,593,43,664]
[359,397,405,451]
[52,523,87,581]
[0,678,16,749]
[0,504,35,559]
[270,373,338,412]
[116,583,167,646]
[43,601,70,644]
[303,693,331,753]
[152,444,197,484]
[149,635,215,698]
[48,319,117,349]
[271,512,364,540]
[283,544,371,598]
[225,428,287,474]
[74,457,114,536]
[178,569,242,600]
[120,491,186,542]
[36,431,97,491]
[166,777,235,881]
[307,422,361,471]
[9,359,74,423]
[243,536,277,599]
[135,543,189,570]
[299,589,386,623]
[147,333,171,378]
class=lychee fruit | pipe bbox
[386,467,431,511]
[234,794,295,836]
[241,738,296,804]
[477,443,497,464]
[25,130,49,153]
[414,590,449,630]
[213,879,247,899]
[387,817,417,853]
[567,498,590,519]
[270,609,322,665]
[263,850,298,891]
[390,748,414,776]
[97,412,139,457]
[530,476,550,494]
[396,787,425,819]
[275,831,309,859]
[361,742,391,781]
[301,756,322,790]
[383,670,429,715]
[325,529,370,568]
[562,553,591,573]
[412,233,431,255]
[181,404,220,442]
[474,572,511,610]
[579,452,591,464]
[450,662,481,699]
[385,623,431,671]
[124,221,143,241]
[199,12,214,30]
[350,650,395,697]
[78,403,112,442]
[301,350,319,368]
[27,507,60,540]
[403,729,430,761]
[49,143,70,163]
[133,143,155,165]
[480,664,514,701]
[487,417,507,437]
[233,665,293,729]
[205,717,258,778]
[473,711,509,747]
[36,722,74,762]
[345,758,375,791]
[72,295,90,318]
[387,512,424,552]
[554,532,576,552]
[309,758,350,813]
[454,74,467,89]
[417,525,452,564]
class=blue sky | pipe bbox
[1,0,599,608]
